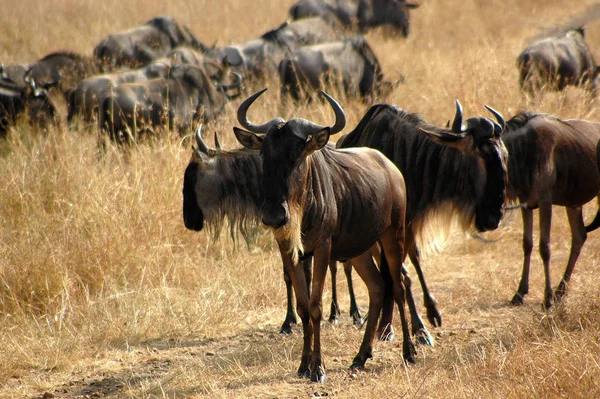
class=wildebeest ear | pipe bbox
[419,128,467,143]
[405,2,420,9]
[233,127,263,150]
[576,27,585,38]
[305,128,331,154]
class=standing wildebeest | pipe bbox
[212,17,339,83]
[93,16,208,69]
[278,36,396,101]
[517,28,599,96]
[99,64,241,141]
[289,0,358,27]
[66,61,172,123]
[337,101,509,327]
[289,0,419,36]
[182,126,364,334]
[502,112,600,310]
[2,51,99,94]
[0,78,59,137]
[233,89,423,382]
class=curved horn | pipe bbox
[195,125,211,154]
[320,90,346,135]
[218,71,242,91]
[452,99,463,133]
[484,105,505,131]
[214,132,223,150]
[237,88,271,133]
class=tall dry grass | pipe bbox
[1,0,600,398]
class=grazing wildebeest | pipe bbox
[2,52,99,98]
[0,78,59,137]
[212,17,338,82]
[289,0,358,27]
[337,101,509,328]
[278,36,396,101]
[517,28,599,96]
[99,64,241,142]
[357,0,420,37]
[182,126,364,333]
[233,89,421,382]
[502,111,600,310]
[66,61,172,123]
[93,16,208,69]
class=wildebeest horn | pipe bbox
[319,91,346,135]
[452,100,463,133]
[484,105,505,132]
[214,132,223,150]
[218,71,242,91]
[195,125,211,154]
[237,88,284,133]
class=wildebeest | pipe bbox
[289,0,359,27]
[66,61,172,123]
[1,51,100,99]
[182,126,364,333]
[337,101,509,327]
[517,28,599,95]
[93,16,208,69]
[98,64,241,142]
[0,78,59,137]
[212,17,339,82]
[502,112,600,310]
[278,36,396,101]
[233,89,421,382]
[357,0,420,37]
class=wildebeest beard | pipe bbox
[475,143,508,231]
[183,150,264,247]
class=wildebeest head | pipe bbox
[233,88,345,228]
[420,101,508,231]
[357,0,420,37]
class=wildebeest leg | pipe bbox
[376,250,395,341]
[343,261,364,325]
[402,263,433,346]
[278,245,312,377]
[307,245,332,382]
[348,252,384,369]
[407,231,442,327]
[539,202,554,310]
[379,229,415,364]
[512,207,534,305]
[280,263,297,334]
[328,260,341,324]
[555,206,587,301]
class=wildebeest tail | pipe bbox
[585,201,600,232]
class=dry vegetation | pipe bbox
[2,0,600,397]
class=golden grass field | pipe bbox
[2,0,600,397]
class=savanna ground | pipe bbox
[2,0,600,397]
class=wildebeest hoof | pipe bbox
[510,293,525,305]
[279,325,294,334]
[378,330,395,342]
[426,308,442,328]
[415,328,435,347]
[328,315,340,325]
[311,370,326,383]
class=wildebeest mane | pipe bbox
[340,103,486,248]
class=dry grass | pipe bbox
[2,0,600,398]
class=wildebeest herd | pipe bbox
[4,0,600,384]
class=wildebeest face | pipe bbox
[421,102,508,231]
[183,157,205,231]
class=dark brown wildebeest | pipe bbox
[0,78,59,137]
[66,61,172,123]
[289,0,358,27]
[337,101,509,328]
[182,126,365,333]
[93,16,208,69]
[278,36,397,101]
[517,28,599,96]
[2,51,99,97]
[211,17,339,82]
[502,112,600,310]
[98,64,241,142]
[357,0,419,37]
[233,89,423,382]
